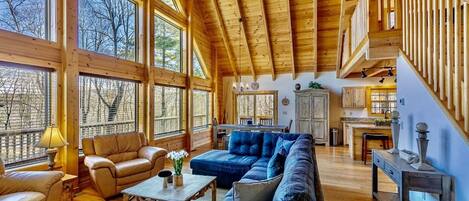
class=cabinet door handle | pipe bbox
[388,169,394,175]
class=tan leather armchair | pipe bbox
[0,158,64,201]
[82,132,167,198]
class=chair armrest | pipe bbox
[0,171,64,196]
[138,146,167,165]
[84,155,116,176]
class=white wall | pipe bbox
[397,55,469,201]
[222,72,395,132]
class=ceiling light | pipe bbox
[379,77,385,83]
[361,69,367,78]
[387,68,394,76]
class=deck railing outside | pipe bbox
[402,0,469,133]
[154,116,182,137]
[0,128,47,165]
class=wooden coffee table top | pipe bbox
[122,174,216,201]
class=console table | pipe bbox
[372,150,452,201]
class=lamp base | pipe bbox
[46,148,57,170]
[411,162,434,171]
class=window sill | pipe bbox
[192,127,211,133]
[6,160,60,172]
[154,132,186,141]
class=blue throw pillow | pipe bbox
[274,137,295,155]
[267,149,286,178]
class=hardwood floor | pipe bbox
[74,145,396,201]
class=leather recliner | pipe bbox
[82,132,167,198]
[0,158,64,201]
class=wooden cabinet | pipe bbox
[342,87,366,108]
[295,89,329,145]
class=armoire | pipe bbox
[295,88,330,145]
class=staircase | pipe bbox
[401,0,469,141]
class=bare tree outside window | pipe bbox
[0,64,50,165]
[78,0,137,61]
[154,85,183,137]
[236,94,275,125]
[192,90,209,130]
[155,15,182,72]
[79,76,137,147]
[0,0,48,39]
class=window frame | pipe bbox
[154,85,184,138]
[192,89,210,131]
[366,86,397,116]
[233,90,278,125]
[154,14,184,73]
[78,74,139,147]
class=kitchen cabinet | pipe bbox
[342,87,366,108]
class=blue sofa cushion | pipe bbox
[229,131,264,156]
[252,157,270,168]
[242,166,267,181]
[190,150,259,188]
[262,133,301,157]
[267,149,286,178]
[273,136,316,201]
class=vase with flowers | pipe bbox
[167,150,188,186]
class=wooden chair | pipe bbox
[361,133,390,165]
[259,117,273,126]
[212,118,227,149]
[285,119,293,133]
[239,117,253,125]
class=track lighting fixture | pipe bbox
[387,68,394,76]
[361,69,367,78]
[379,77,385,83]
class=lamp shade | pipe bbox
[36,126,68,148]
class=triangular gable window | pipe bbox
[193,51,206,79]
[161,0,179,11]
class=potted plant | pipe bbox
[167,150,188,186]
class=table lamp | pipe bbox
[36,125,68,170]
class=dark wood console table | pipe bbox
[372,150,452,201]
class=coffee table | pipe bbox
[122,174,217,201]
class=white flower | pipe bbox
[167,150,189,160]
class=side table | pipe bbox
[62,174,78,201]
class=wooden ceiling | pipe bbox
[198,0,340,79]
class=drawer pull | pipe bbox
[388,170,394,175]
[376,159,380,163]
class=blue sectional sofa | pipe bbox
[190,131,323,201]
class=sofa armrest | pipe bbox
[84,155,116,177]
[138,146,167,165]
[0,171,64,196]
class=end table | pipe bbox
[62,174,78,201]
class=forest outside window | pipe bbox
[154,85,183,138]
[0,0,52,40]
[235,91,277,125]
[78,0,137,61]
[79,75,138,148]
[193,51,206,79]
[192,90,210,130]
[0,63,51,167]
[154,15,182,72]
[160,0,178,11]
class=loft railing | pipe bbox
[0,128,47,165]
[402,0,469,137]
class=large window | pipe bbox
[79,76,137,146]
[368,87,397,115]
[0,0,50,40]
[0,63,50,166]
[235,91,277,125]
[192,90,210,130]
[78,0,137,61]
[154,85,183,137]
[155,15,182,72]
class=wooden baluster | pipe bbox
[418,0,423,72]
[387,0,391,29]
[410,0,414,61]
[434,0,440,92]
[439,0,446,100]
[396,0,402,29]
[428,0,434,85]
[447,0,454,109]
[422,0,428,78]
[404,0,409,53]
[463,1,469,131]
[413,0,418,64]
[455,0,462,120]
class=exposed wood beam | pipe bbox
[211,0,239,81]
[286,0,296,79]
[259,0,275,80]
[234,0,256,80]
[366,68,388,77]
